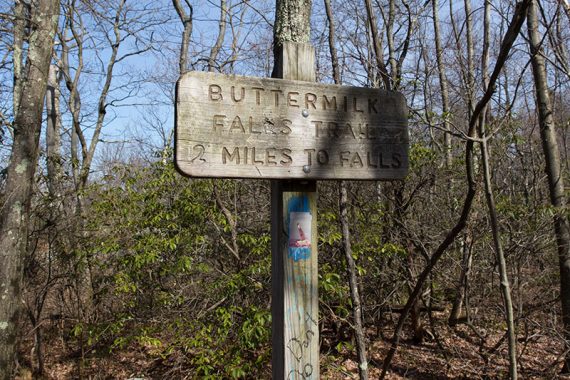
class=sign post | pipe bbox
[271,42,319,379]
[174,42,408,380]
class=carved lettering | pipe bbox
[221,146,293,166]
[317,150,329,165]
[178,75,408,179]
[253,147,264,164]
[365,124,375,139]
[213,114,225,132]
[231,86,245,102]
[287,91,300,107]
[379,151,390,168]
[189,144,206,164]
[353,97,363,113]
[271,89,282,106]
[368,98,378,113]
[230,115,246,133]
[304,149,315,165]
[266,148,277,166]
[281,149,293,166]
[305,93,317,109]
[248,116,262,134]
[322,95,337,111]
[312,120,324,137]
[251,87,264,105]
[392,152,402,168]
[281,119,292,135]
[366,151,378,168]
[222,146,240,164]
[350,151,364,167]
[326,122,337,138]
[343,123,357,139]
[340,151,350,166]
[209,84,223,101]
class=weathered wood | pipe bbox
[272,42,319,380]
[175,71,408,180]
[272,180,319,379]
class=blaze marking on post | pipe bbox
[288,196,312,262]
[175,42,408,380]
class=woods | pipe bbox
[0,0,569,378]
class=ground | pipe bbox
[15,309,569,379]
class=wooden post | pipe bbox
[272,42,319,379]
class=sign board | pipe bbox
[175,71,408,180]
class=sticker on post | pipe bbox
[288,212,312,262]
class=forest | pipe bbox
[0,0,569,378]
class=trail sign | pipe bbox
[175,71,409,180]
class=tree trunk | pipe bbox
[340,182,369,379]
[405,247,425,344]
[46,64,63,199]
[12,0,25,114]
[481,137,519,379]
[323,0,339,83]
[431,0,452,169]
[172,0,193,159]
[479,1,518,377]
[79,0,127,191]
[173,0,193,75]
[448,233,473,325]
[463,0,475,116]
[362,0,391,89]
[271,0,311,79]
[209,0,227,72]
[527,0,570,372]
[0,1,60,377]
[380,2,530,376]
[325,2,368,377]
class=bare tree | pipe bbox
[173,0,193,75]
[209,0,228,72]
[431,0,452,169]
[380,2,531,376]
[0,0,60,377]
[363,0,390,89]
[527,0,570,372]
[59,0,160,193]
[478,2,518,377]
[324,1,368,377]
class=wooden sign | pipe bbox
[175,71,408,180]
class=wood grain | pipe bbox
[175,70,408,180]
[272,42,319,380]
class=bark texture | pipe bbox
[340,183,368,379]
[431,0,452,169]
[46,64,63,199]
[209,0,227,72]
[173,0,193,75]
[479,1,518,377]
[527,0,570,371]
[271,0,311,78]
[363,0,391,89]
[324,4,368,377]
[0,0,60,377]
[273,0,311,43]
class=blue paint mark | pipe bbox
[288,194,310,214]
[289,246,311,262]
[288,195,312,262]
